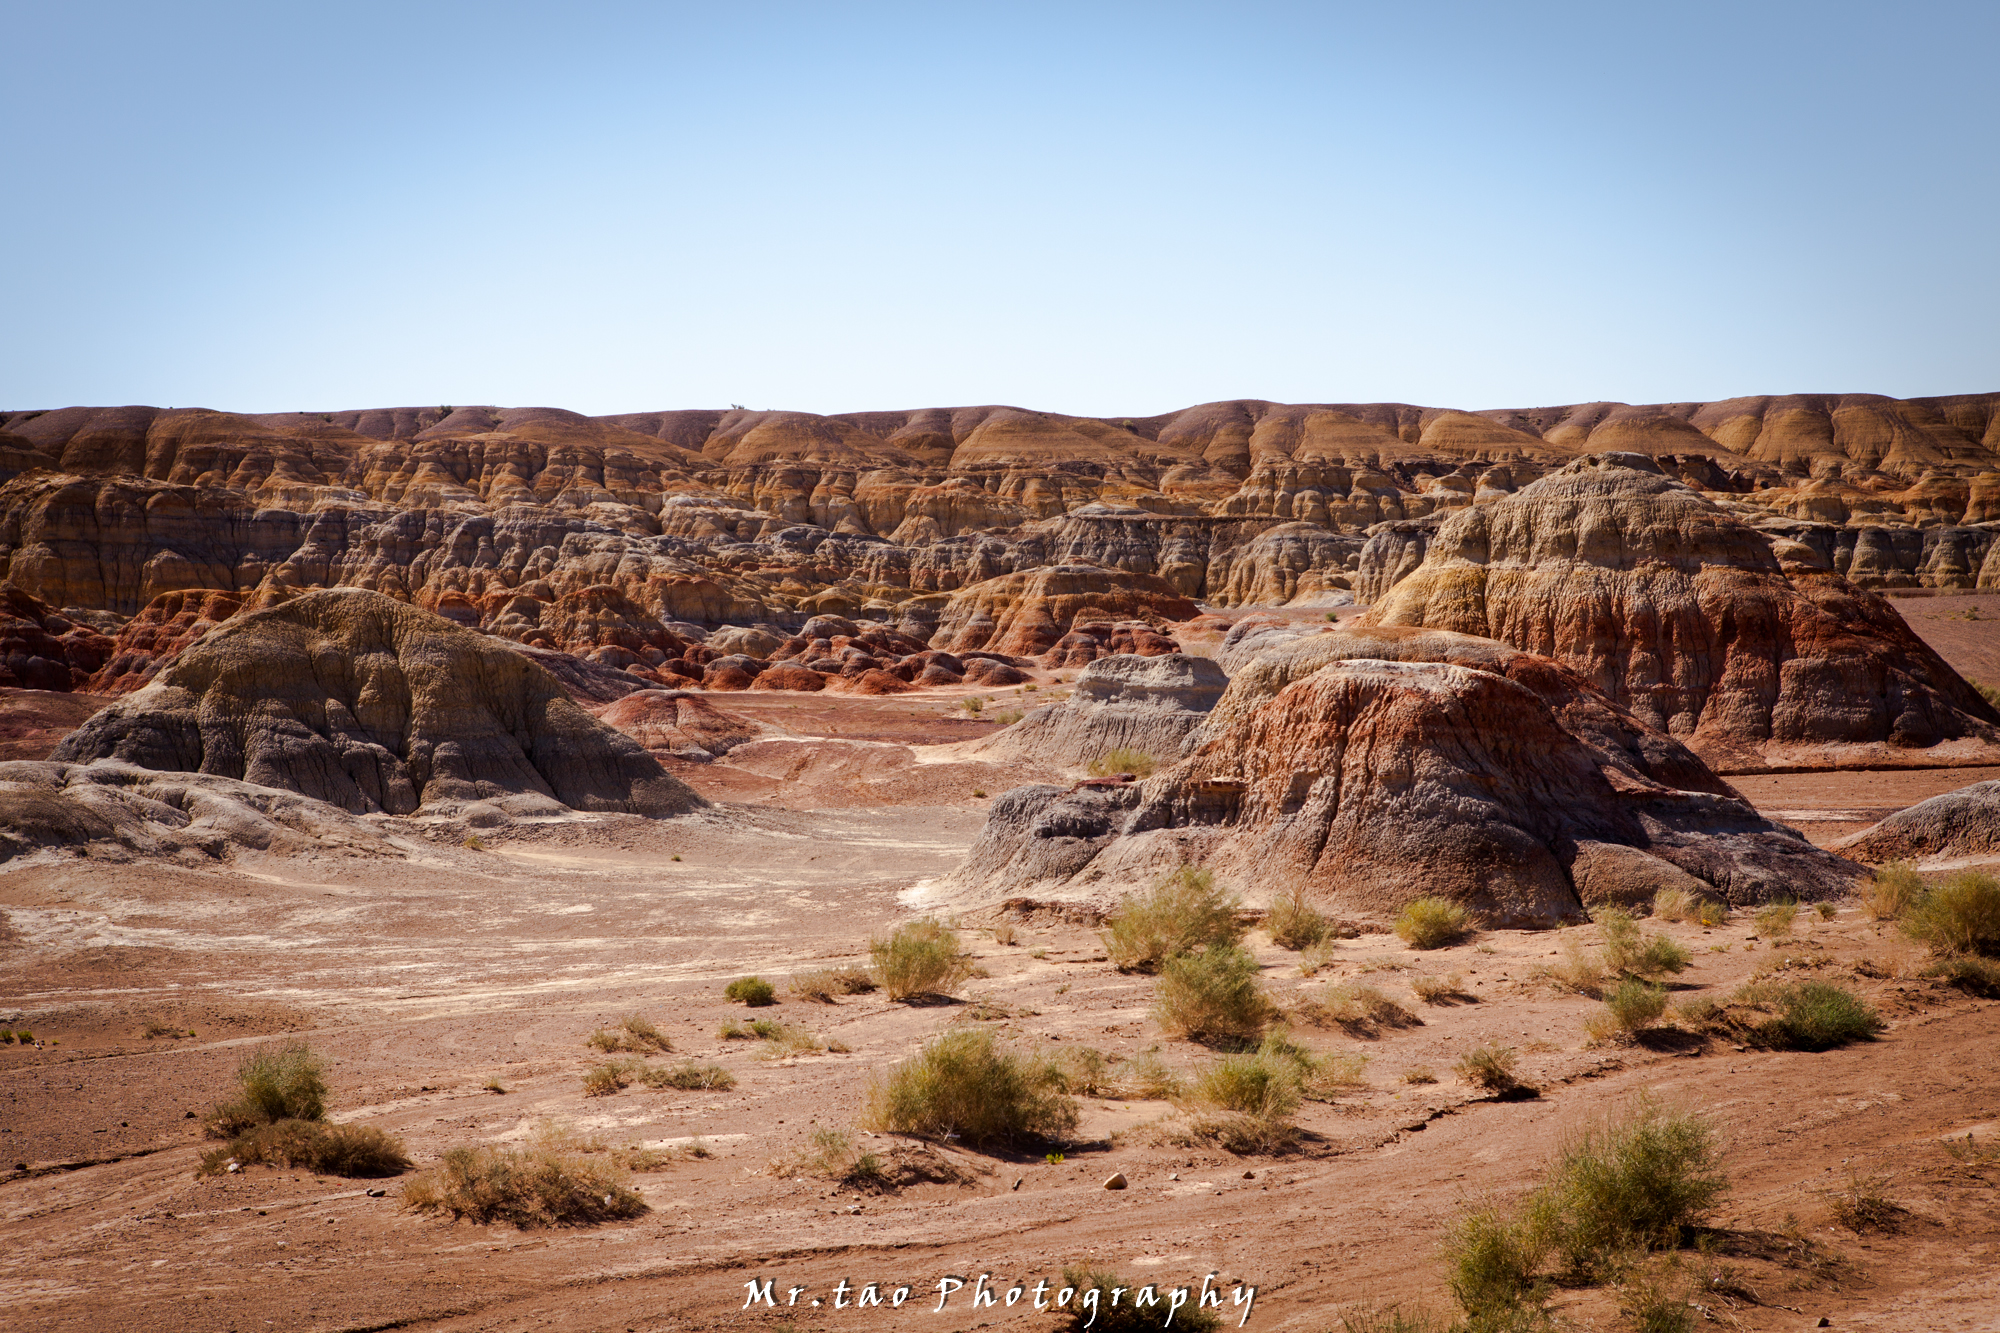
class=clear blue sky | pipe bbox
[4,1,1995,418]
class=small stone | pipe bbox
[1168,1172,1179,1180]
[1012,1178,1023,1191]
[1103,1172,1128,1190]
[1242,1170,1255,1179]
[1816,1320,1830,1329]
[366,1189,386,1198]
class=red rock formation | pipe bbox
[87,587,292,695]
[929,565,1198,658]
[0,586,115,691]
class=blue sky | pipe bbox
[3,1,1995,417]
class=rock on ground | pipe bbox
[976,653,1228,770]
[50,587,705,817]
[934,626,1859,926]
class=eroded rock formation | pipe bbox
[975,653,1229,770]
[1358,456,2000,772]
[935,627,1860,925]
[51,588,705,817]
[1833,782,2000,864]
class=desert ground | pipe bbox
[0,597,1996,1333]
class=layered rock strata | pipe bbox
[975,653,1229,770]
[52,588,704,817]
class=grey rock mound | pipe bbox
[0,759,404,862]
[979,654,1228,770]
[1833,781,2000,863]
[52,588,705,818]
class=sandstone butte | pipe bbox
[936,623,1862,927]
[1,394,1998,767]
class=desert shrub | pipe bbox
[1057,1264,1223,1332]
[1289,982,1415,1034]
[1753,900,1797,937]
[583,1060,639,1096]
[1267,891,1331,950]
[864,1027,1078,1146]
[724,976,777,1006]
[1651,887,1697,923]
[1152,943,1273,1045]
[1103,866,1243,973]
[1584,978,1669,1044]
[1187,1046,1302,1122]
[587,1013,673,1053]
[1396,897,1470,950]
[638,1061,736,1091]
[1086,747,1155,778]
[1298,937,1341,977]
[1402,1066,1439,1085]
[991,922,1019,945]
[1617,1262,1698,1333]
[1902,870,2000,956]
[204,1041,328,1137]
[1044,1044,1113,1096]
[1694,899,1730,927]
[1337,1303,1460,1333]
[790,967,876,1002]
[1826,1173,1904,1232]
[1923,953,2000,996]
[1599,909,1692,979]
[1410,972,1465,1004]
[1865,862,1923,920]
[402,1125,647,1227]
[1535,935,1604,997]
[1454,1045,1519,1092]
[1441,1202,1547,1324]
[870,918,973,1000]
[201,1120,409,1177]
[1755,980,1881,1050]
[1111,1049,1185,1100]
[960,695,985,715]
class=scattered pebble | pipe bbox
[1103,1172,1128,1190]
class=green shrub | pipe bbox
[1337,1302,1460,1333]
[724,976,777,1006]
[1755,980,1881,1051]
[200,1120,409,1177]
[1585,978,1669,1044]
[1535,935,1604,996]
[1923,954,2000,996]
[1865,862,1923,920]
[1266,891,1331,950]
[1903,871,2000,956]
[1753,900,1797,937]
[1103,866,1243,973]
[864,1027,1078,1146]
[1057,1264,1223,1332]
[1441,1202,1546,1323]
[1086,747,1155,778]
[1599,908,1692,979]
[1396,897,1470,949]
[870,919,973,1000]
[1288,982,1415,1034]
[204,1041,329,1137]
[1152,943,1273,1045]
[583,1060,639,1096]
[402,1125,647,1227]
[1651,887,1697,923]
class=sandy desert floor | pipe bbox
[2,603,1998,1333]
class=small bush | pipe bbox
[1402,1066,1438,1085]
[1651,887,1697,923]
[1103,866,1244,973]
[790,967,876,1002]
[1267,892,1331,950]
[960,696,985,715]
[1410,972,1465,1004]
[402,1125,647,1227]
[1756,980,1881,1050]
[588,1013,673,1053]
[1924,953,2000,996]
[1536,935,1604,996]
[1865,862,1923,920]
[1826,1173,1904,1232]
[870,919,973,1000]
[1815,900,1838,920]
[1585,978,1668,1044]
[583,1060,638,1096]
[865,1027,1078,1146]
[1337,1303,1459,1333]
[638,1061,736,1091]
[1396,897,1470,949]
[205,1041,329,1137]
[1536,1099,1727,1275]
[1599,909,1692,979]
[1187,1047,1302,1122]
[201,1120,410,1177]
[1290,982,1415,1034]
[1086,747,1155,778]
[1454,1045,1519,1092]
[1111,1049,1184,1100]
[1153,943,1273,1045]
[1441,1202,1546,1323]
[991,922,1019,946]
[724,976,777,1006]
[1057,1264,1224,1332]
[1694,899,1730,927]
[1753,900,1797,937]
[1903,870,2000,956]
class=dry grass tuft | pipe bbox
[1289,982,1417,1036]
[1598,908,1692,980]
[204,1041,328,1137]
[789,967,876,1002]
[1865,862,1924,920]
[637,1061,736,1091]
[1825,1173,1905,1232]
[1651,887,1698,922]
[1753,900,1798,937]
[201,1121,410,1177]
[586,1013,673,1054]
[1453,1045,1520,1093]
[1395,897,1470,950]
[1086,747,1156,778]
[723,976,777,1006]
[1401,1066,1439,1086]
[1409,972,1467,1004]
[1267,891,1332,950]
[1903,870,2000,956]
[402,1124,647,1227]
[1583,978,1668,1045]
[1103,866,1244,973]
